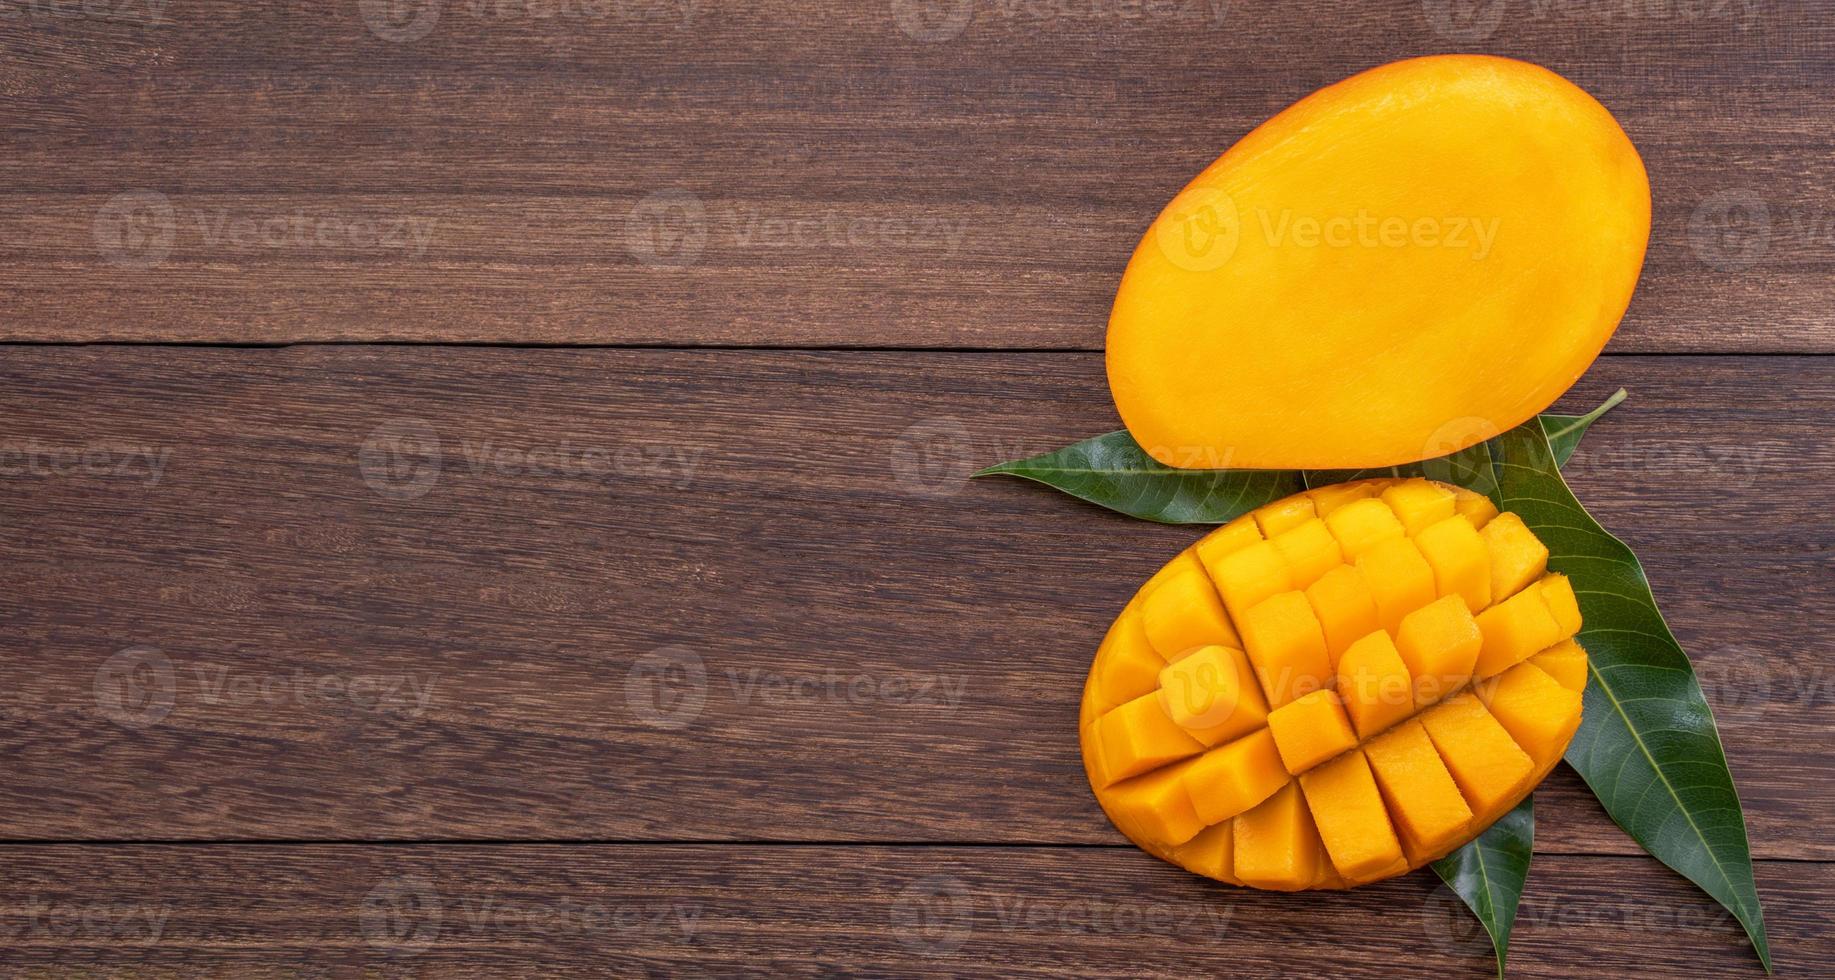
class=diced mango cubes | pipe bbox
[1335,631,1415,739]
[1381,478,1456,534]
[1253,495,1317,536]
[1323,497,1405,560]
[1303,565,1381,667]
[1193,515,1263,570]
[1300,751,1407,882]
[1418,693,1535,819]
[1181,728,1290,824]
[1474,572,1580,678]
[1476,661,1583,767]
[1142,562,1239,656]
[1081,478,1582,891]
[1170,820,1235,883]
[1356,537,1436,635]
[1091,609,1165,712]
[1540,574,1583,635]
[1266,689,1358,774]
[1156,645,1268,746]
[1238,591,1332,707]
[1479,511,1548,601]
[1529,638,1589,693]
[1233,782,1322,891]
[1394,595,1482,706]
[1206,540,1293,624]
[1107,759,1207,847]
[1452,487,1499,529]
[1414,514,1491,612]
[1306,479,1376,517]
[1270,518,1344,590]
[1090,691,1205,786]
[1363,722,1473,863]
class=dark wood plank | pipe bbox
[0,845,1818,977]
[0,349,1826,857]
[2,2,1832,346]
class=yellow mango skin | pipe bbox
[1081,478,1587,890]
[1107,55,1649,469]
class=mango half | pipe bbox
[1107,55,1649,470]
[1079,478,1585,890]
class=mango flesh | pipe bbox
[1106,55,1649,470]
[1080,478,1584,890]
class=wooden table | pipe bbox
[3,2,1830,975]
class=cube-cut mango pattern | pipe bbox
[1322,498,1404,560]
[1529,638,1588,693]
[1183,729,1289,825]
[1380,479,1456,535]
[1336,631,1414,739]
[1266,689,1357,774]
[1080,478,1585,890]
[1239,591,1332,708]
[1157,644,1268,746]
[1233,782,1324,890]
[1414,515,1491,612]
[1142,557,1241,655]
[1480,512,1549,602]
[1452,487,1500,529]
[1271,519,1345,590]
[1356,537,1437,635]
[1300,751,1407,882]
[1476,661,1584,768]
[1363,721,1473,864]
[1394,595,1482,707]
[1304,565,1380,666]
[1253,496,1317,537]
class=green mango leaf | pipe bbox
[1542,387,1627,464]
[1489,420,1771,972]
[972,430,1305,524]
[982,393,1641,973]
[1304,439,1500,502]
[981,391,1651,971]
[1432,795,1535,979]
[1305,387,1626,491]
[977,390,1623,524]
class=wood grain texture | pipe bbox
[5,6,1831,971]
[0,348,1826,860]
[1,1,1832,346]
[0,845,1819,977]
